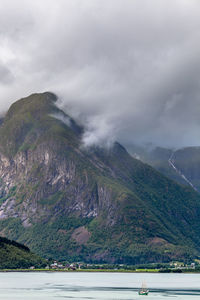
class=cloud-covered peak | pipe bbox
[0,0,200,148]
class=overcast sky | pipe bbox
[0,0,200,148]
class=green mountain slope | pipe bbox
[128,145,200,192]
[172,147,200,192]
[0,236,45,269]
[0,92,200,264]
[127,145,188,186]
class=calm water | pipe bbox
[0,272,200,299]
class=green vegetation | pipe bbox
[0,236,46,269]
[127,145,200,192]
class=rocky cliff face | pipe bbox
[0,92,200,263]
[0,132,118,227]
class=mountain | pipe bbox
[128,145,200,192]
[170,147,200,192]
[0,236,45,269]
[0,92,200,264]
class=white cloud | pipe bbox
[0,0,200,148]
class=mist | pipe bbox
[0,0,200,148]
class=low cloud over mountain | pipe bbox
[0,0,200,148]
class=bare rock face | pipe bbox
[71,226,91,245]
[0,92,200,264]
[0,142,117,226]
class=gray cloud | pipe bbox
[0,0,200,148]
[0,63,14,85]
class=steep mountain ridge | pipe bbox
[0,93,200,263]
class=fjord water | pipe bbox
[0,272,199,299]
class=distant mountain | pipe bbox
[128,145,200,192]
[170,147,200,192]
[0,92,200,264]
[0,236,45,269]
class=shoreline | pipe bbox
[0,268,199,273]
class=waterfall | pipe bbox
[168,152,197,191]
